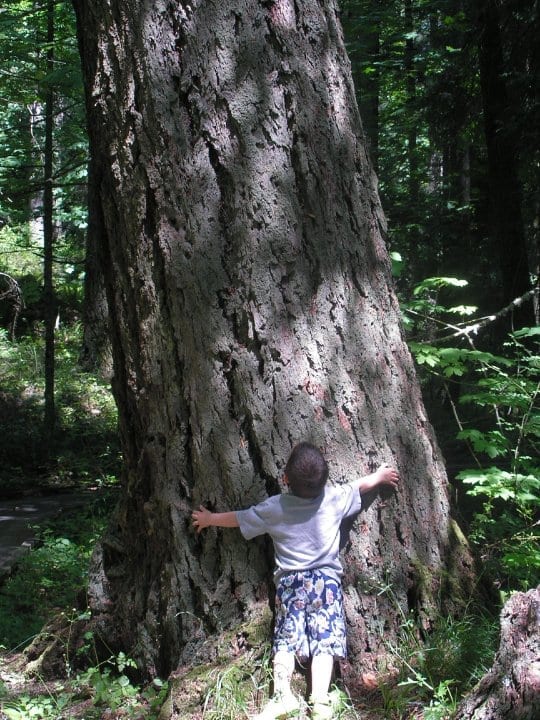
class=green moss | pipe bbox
[160,607,274,719]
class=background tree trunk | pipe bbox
[72,0,475,680]
[455,587,540,720]
[404,0,419,206]
[42,0,56,449]
[79,155,113,379]
[344,0,381,172]
[476,0,534,329]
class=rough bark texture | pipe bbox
[72,0,475,680]
[456,587,540,720]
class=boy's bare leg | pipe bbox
[310,654,334,700]
[252,651,298,719]
[273,650,295,696]
[309,654,336,719]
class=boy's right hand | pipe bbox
[375,464,399,490]
[357,464,400,495]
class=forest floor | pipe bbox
[0,653,397,720]
[0,644,414,720]
[0,487,397,720]
[0,492,96,578]
[0,488,439,720]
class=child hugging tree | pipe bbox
[192,441,399,720]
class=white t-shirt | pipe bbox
[236,483,362,581]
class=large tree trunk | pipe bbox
[72,0,475,680]
[455,587,540,720]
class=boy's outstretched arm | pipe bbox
[191,505,240,533]
[357,465,399,495]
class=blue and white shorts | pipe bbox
[273,569,347,660]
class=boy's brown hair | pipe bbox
[285,442,328,499]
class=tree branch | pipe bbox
[432,288,538,343]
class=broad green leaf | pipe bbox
[512,327,540,339]
[447,305,477,316]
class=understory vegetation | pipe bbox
[0,286,537,718]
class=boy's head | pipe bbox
[285,442,328,499]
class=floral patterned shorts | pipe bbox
[273,569,347,659]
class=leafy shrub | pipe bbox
[0,534,89,649]
[382,609,498,718]
[0,652,168,720]
[453,329,539,591]
[0,492,112,650]
[405,278,539,592]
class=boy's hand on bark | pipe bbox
[375,464,399,490]
[192,505,211,533]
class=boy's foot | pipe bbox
[252,692,300,719]
[310,694,336,720]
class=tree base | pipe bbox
[455,587,540,720]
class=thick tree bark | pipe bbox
[72,0,475,680]
[455,587,540,720]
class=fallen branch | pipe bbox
[437,288,538,343]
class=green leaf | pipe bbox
[457,429,507,457]
[512,326,540,339]
[447,305,477,316]
[3,709,24,720]
[413,277,468,296]
[458,467,540,507]
[390,250,404,277]
[524,414,540,438]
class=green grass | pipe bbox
[379,609,499,718]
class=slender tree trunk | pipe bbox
[476,0,534,328]
[79,155,113,378]
[344,0,381,171]
[404,0,419,205]
[73,0,475,680]
[42,0,56,446]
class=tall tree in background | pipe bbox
[72,0,475,684]
[0,0,88,456]
[42,0,57,444]
[342,0,385,171]
[404,0,419,206]
[475,0,534,330]
[79,153,112,378]
[342,0,537,333]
